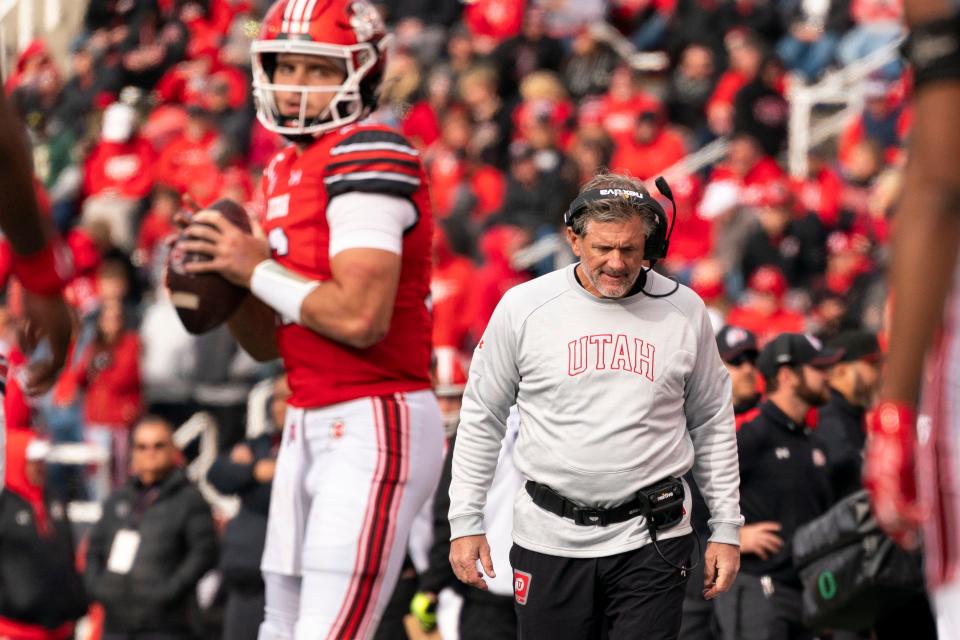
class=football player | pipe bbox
[179,2,444,637]
[0,89,71,396]
[865,0,960,633]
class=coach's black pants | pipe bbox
[509,534,693,640]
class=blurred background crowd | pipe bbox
[0,0,928,638]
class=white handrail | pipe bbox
[787,36,905,177]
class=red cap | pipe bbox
[749,265,788,297]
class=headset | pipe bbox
[565,177,680,298]
[564,176,678,264]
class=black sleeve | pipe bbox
[84,495,116,602]
[736,418,766,482]
[161,489,218,603]
[207,453,257,496]
[418,435,457,594]
[817,413,863,500]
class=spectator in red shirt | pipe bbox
[727,265,807,345]
[609,107,687,180]
[425,108,473,218]
[468,225,531,344]
[597,65,662,145]
[431,226,477,351]
[155,105,222,195]
[70,299,143,500]
[708,132,785,206]
[136,185,179,273]
[707,32,763,137]
[401,67,454,151]
[659,173,713,272]
[838,79,910,167]
[81,102,155,252]
[464,0,525,55]
[793,145,844,229]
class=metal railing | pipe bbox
[786,36,905,177]
[660,37,906,182]
[52,410,240,524]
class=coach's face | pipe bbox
[567,216,648,299]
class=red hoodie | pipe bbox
[0,432,73,640]
[431,228,477,350]
[468,226,530,343]
[70,332,143,429]
[82,137,156,199]
[155,129,220,194]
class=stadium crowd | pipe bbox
[0,0,937,638]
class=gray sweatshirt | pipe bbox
[449,265,743,558]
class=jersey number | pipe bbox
[268,228,289,257]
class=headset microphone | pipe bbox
[653,176,677,262]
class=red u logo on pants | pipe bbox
[514,570,532,605]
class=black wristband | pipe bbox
[904,14,960,90]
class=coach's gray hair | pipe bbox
[570,172,657,237]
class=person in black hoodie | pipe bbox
[733,55,789,156]
[207,375,290,640]
[86,415,217,640]
[0,431,87,639]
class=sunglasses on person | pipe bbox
[133,441,170,452]
[726,354,756,367]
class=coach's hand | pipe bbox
[702,541,739,600]
[450,534,496,591]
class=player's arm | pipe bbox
[0,91,48,256]
[181,192,410,349]
[0,88,72,395]
[866,0,960,546]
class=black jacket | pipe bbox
[738,401,833,586]
[85,469,217,634]
[817,389,867,501]
[0,491,87,629]
[207,434,277,588]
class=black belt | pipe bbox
[525,481,646,527]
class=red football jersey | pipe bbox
[261,123,433,408]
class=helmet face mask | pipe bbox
[251,0,389,138]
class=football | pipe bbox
[165,198,252,335]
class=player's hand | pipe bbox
[739,521,783,560]
[230,443,253,465]
[20,290,73,396]
[180,209,270,288]
[253,458,276,483]
[703,541,740,600]
[450,534,496,591]
[865,402,925,549]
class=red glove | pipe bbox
[865,401,924,549]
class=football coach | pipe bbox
[448,173,743,639]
